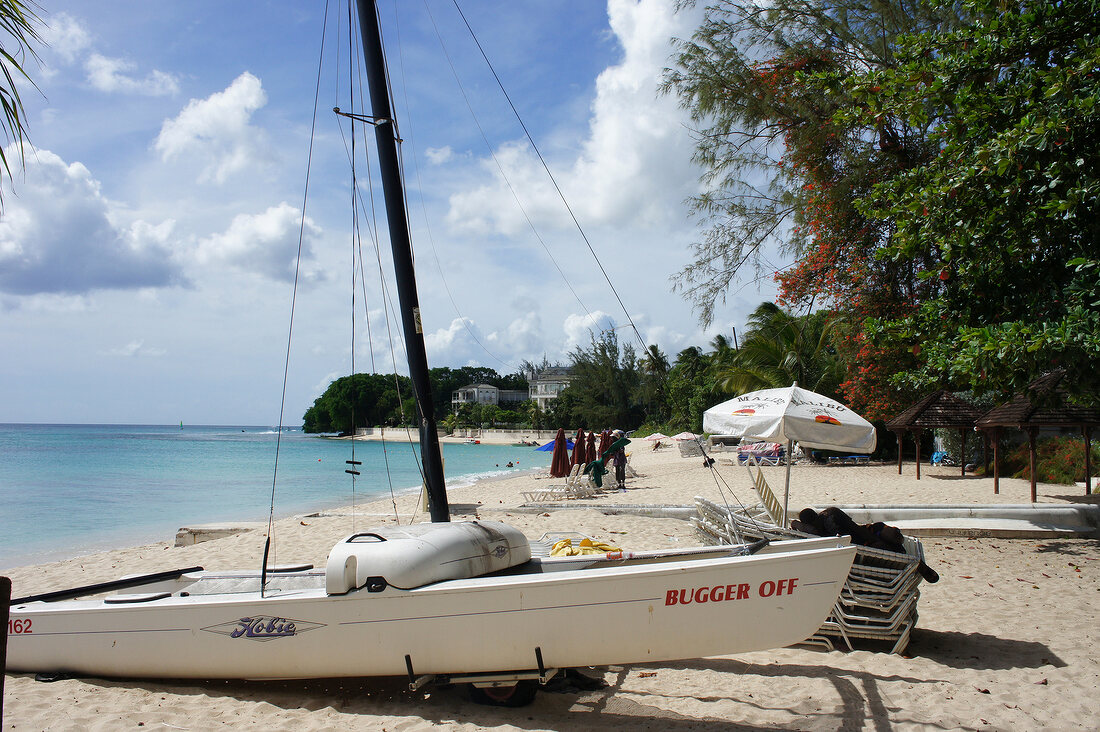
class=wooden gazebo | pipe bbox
[976,370,1100,501]
[887,390,986,479]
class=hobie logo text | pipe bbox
[230,616,297,639]
[665,577,799,606]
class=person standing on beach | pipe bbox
[612,430,628,490]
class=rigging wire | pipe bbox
[419,0,597,349]
[346,0,362,534]
[448,0,649,355]
[334,106,423,524]
[339,0,434,523]
[340,1,420,523]
[264,0,331,595]
[378,0,434,519]
[391,6,518,372]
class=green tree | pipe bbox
[544,388,579,430]
[562,330,641,429]
[519,399,544,431]
[665,0,967,419]
[637,344,672,424]
[848,0,1100,403]
[715,302,845,397]
[0,0,44,207]
[481,404,502,429]
[302,373,411,433]
[665,346,713,433]
[664,0,959,326]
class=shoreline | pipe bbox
[5,446,1099,729]
[0,436,546,572]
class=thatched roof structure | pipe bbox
[888,390,986,431]
[975,370,1100,500]
[886,390,986,479]
[976,371,1100,429]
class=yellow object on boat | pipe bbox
[549,537,621,556]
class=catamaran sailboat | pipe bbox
[6,0,855,700]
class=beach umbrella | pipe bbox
[572,428,587,466]
[641,433,670,441]
[549,428,571,478]
[598,430,613,457]
[672,431,699,441]
[703,383,876,526]
[535,438,573,452]
[586,431,597,462]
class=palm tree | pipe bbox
[638,344,671,423]
[715,302,845,397]
[705,333,736,385]
[1,0,44,207]
[665,346,714,432]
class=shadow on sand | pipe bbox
[24,648,998,732]
[905,628,1065,670]
[1034,537,1100,555]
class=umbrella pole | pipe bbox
[783,439,793,527]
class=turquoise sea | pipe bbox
[0,424,548,569]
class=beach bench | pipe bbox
[690,497,927,654]
[745,456,785,525]
[828,455,871,466]
[520,464,597,502]
[677,440,703,458]
[734,442,785,466]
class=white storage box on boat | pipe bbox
[325,520,532,594]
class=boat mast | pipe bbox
[354,0,449,522]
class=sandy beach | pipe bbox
[4,442,1098,730]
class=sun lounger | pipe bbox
[828,455,871,465]
[745,456,784,525]
[691,496,927,654]
[734,442,786,466]
[677,440,704,458]
[520,464,596,502]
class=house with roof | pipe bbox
[528,367,573,411]
[451,383,527,413]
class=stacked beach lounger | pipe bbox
[693,496,925,654]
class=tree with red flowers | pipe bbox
[665,0,957,416]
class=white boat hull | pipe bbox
[7,538,854,679]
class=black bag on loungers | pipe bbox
[792,507,939,583]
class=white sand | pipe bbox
[4,445,1098,730]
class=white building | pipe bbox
[451,383,528,413]
[528,367,573,411]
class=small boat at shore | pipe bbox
[6,0,855,703]
[8,527,853,683]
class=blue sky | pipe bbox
[1,0,783,425]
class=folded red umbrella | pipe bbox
[549,427,570,478]
[572,428,587,466]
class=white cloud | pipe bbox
[154,72,269,183]
[424,316,483,363]
[425,146,453,164]
[444,0,701,236]
[562,310,617,352]
[312,371,343,397]
[484,311,545,361]
[43,12,91,65]
[104,339,166,358]
[0,145,185,296]
[423,315,534,372]
[85,53,179,96]
[195,202,322,282]
[40,14,178,95]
